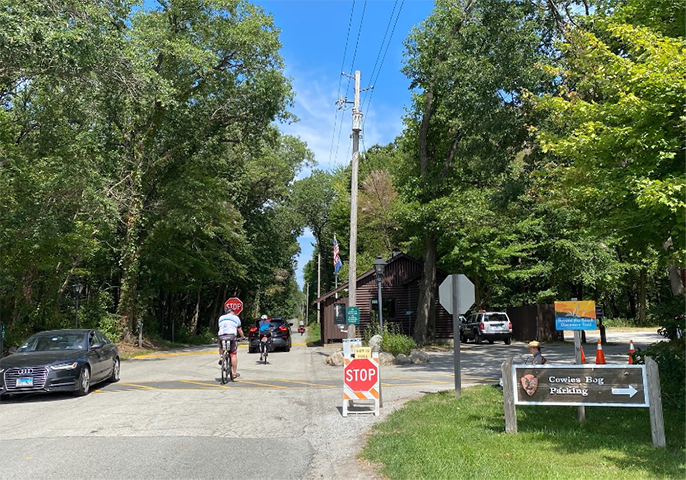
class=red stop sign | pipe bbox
[344,358,378,392]
[223,297,243,315]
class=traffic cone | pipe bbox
[580,346,586,364]
[628,340,635,364]
[595,339,606,365]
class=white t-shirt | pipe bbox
[218,313,241,336]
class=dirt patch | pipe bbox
[116,338,167,357]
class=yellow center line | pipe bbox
[274,379,337,388]
[233,379,287,389]
[180,380,230,389]
[118,382,158,390]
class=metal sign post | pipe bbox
[439,274,475,398]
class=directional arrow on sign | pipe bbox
[611,385,638,398]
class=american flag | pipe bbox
[333,235,342,274]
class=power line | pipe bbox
[361,0,400,112]
[362,0,405,130]
[328,0,357,170]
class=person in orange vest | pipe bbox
[528,341,547,364]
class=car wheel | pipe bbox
[460,333,467,343]
[284,339,291,352]
[474,331,482,344]
[488,339,494,344]
[110,357,120,382]
[75,365,91,396]
[504,337,512,345]
[249,346,257,354]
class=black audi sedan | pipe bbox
[0,329,120,398]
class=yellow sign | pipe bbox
[355,347,371,359]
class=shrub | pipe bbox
[98,314,125,342]
[364,323,416,356]
[634,313,686,412]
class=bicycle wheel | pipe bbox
[221,354,230,384]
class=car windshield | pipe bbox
[17,333,87,352]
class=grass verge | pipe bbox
[306,322,322,347]
[360,386,685,479]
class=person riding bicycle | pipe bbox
[218,306,245,378]
[258,314,273,358]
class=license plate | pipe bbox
[17,377,33,387]
[491,325,501,329]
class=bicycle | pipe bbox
[220,338,234,384]
[259,333,272,365]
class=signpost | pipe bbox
[223,297,243,316]
[501,357,665,447]
[439,274,475,398]
[346,306,360,325]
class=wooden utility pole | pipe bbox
[317,252,321,325]
[339,70,371,339]
[305,282,309,323]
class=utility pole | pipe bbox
[305,282,309,324]
[339,70,372,339]
[317,252,321,325]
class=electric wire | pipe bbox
[362,0,405,131]
[334,0,367,169]
[361,0,399,112]
[328,0,357,170]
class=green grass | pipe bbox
[306,322,322,346]
[360,386,685,479]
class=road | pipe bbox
[0,327,662,479]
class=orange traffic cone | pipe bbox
[580,346,586,364]
[595,339,606,365]
[628,340,635,364]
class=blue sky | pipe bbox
[255,0,436,289]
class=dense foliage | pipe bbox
[302,0,685,344]
[1,0,311,346]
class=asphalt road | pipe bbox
[0,327,662,479]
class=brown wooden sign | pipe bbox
[512,365,648,407]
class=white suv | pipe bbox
[460,311,512,344]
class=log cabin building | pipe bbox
[313,252,455,344]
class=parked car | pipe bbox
[248,317,293,353]
[0,329,120,398]
[460,311,512,344]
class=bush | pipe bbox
[364,323,416,356]
[98,314,125,342]
[634,313,686,412]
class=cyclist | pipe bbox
[258,314,273,361]
[218,306,245,378]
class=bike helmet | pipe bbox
[261,314,268,320]
[225,306,234,314]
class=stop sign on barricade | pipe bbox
[343,356,380,417]
[223,297,243,316]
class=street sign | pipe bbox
[223,297,243,316]
[346,306,360,325]
[512,364,648,407]
[344,358,379,392]
[554,301,597,330]
[355,347,372,359]
[439,274,475,314]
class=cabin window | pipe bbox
[371,298,396,321]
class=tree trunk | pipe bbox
[668,265,685,298]
[190,288,200,335]
[414,234,437,345]
[639,267,647,325]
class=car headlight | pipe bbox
[50,362,78,371]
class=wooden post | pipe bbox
[645,356,666,447]
[501,356,517,433]
[574,331,586,423]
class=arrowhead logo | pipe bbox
[520,374,538,396]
